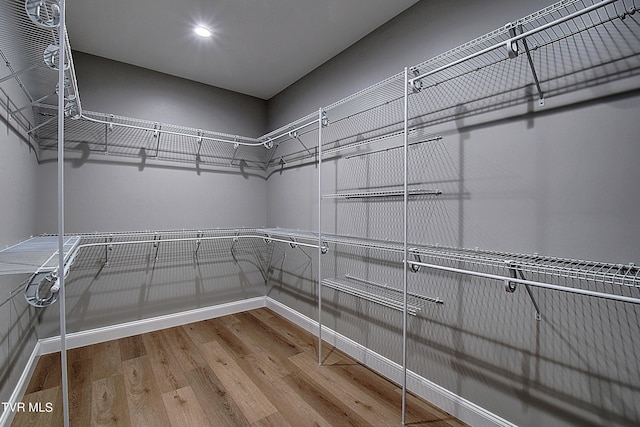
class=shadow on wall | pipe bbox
[405,268,640,427]
[0,281,41,402]
[35,239,271,338]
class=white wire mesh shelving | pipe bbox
[0,0,82,127]
[0,235,80,308]
[322,188,442,200]
[32,105,272,170]
[407,0,640,127]
[322,275,443,316]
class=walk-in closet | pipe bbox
[2,0,640,426]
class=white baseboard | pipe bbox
[0,340,42,427]
[1,297,266,427]
[4,296,513,427]
[38,297,266,354]
[265,297,516,427]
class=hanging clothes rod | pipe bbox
[408,260,640,305]
[260,111,319,142]
[344,136,442,159]
[409,0,618,85]
[65,233,327,267]
[263,117,320,145]
[79,114,265,147]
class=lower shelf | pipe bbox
[322,275,443,316]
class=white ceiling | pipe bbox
[66,0,419,100]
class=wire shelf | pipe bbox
[0,235,80,275]
[33,106,271,170]
[0,0,81,125]
[322,275,442,316]
[318,231,640,303]
[322,189,442,200]
[408,0,640,127]
[409,243,640,289]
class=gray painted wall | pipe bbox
[0,68,41,416]
[265,1,640,427]
[0,85,39,247]
[33,55,271,337]
[3,2,640,426]
[37,53,270,235]
[72,52,267,138]
[267,0,557,130]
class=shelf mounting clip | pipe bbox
[321,111,329,128]
[409,67,424,93]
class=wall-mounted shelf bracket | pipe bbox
[104,234,113,266]
[505,260,542,320]
[263,137,280,166]
[230,231,241,262]
[230,137,240,165]
[518,25,545,107]
[105,115,114,154]
[195,130,203,158]
[152,233,160,261]
[409,252,422,272]
[152,123,161,157]
[194,231,203,259]
[289,129,312,155]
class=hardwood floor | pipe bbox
[12,308,467,427]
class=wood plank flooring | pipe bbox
[12,308,467,427]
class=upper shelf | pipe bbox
[317,0,640,156]
[0,1,82,127]
[32,105,272,171]
[1,0,639,170]
[407,0,640,127]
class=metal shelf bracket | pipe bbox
[194,231,203,259]
[410,252,422,273]
[505,260,542,321]
[289,129,312,155]
[518,25,545,107]
[104,234,113,266]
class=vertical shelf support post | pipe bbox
[402,66,409,425]
[56,1,70,425]
[318,107,324,366]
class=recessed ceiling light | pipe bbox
[194,26,212,38]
